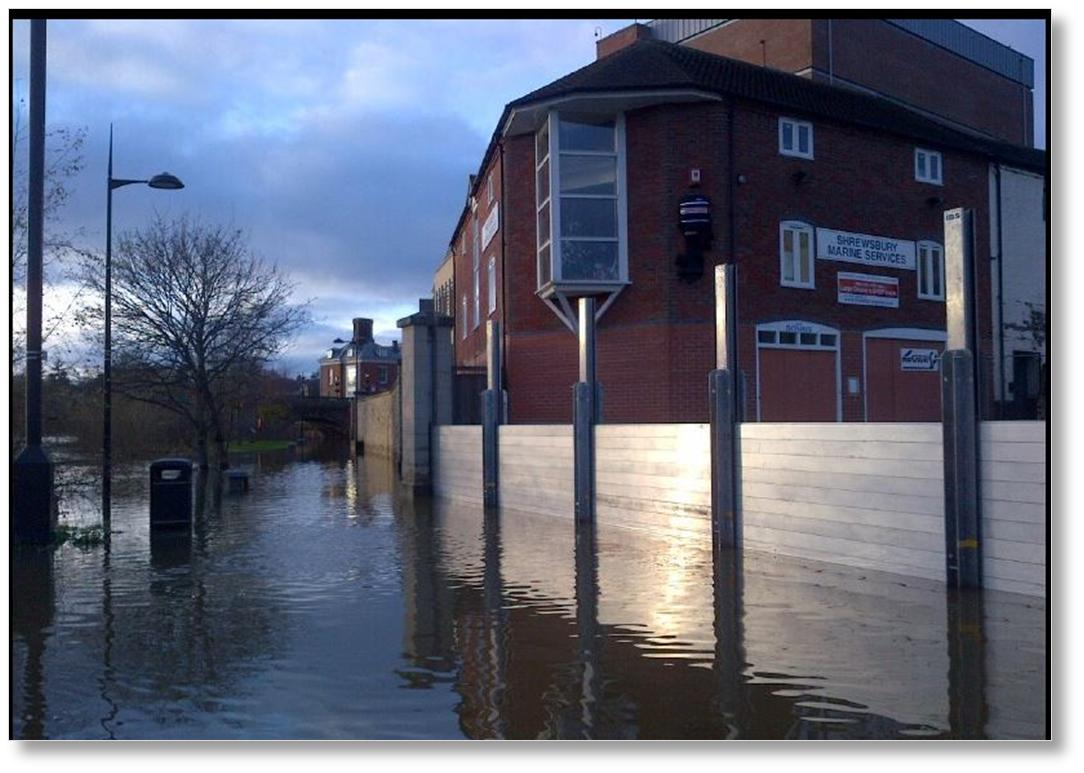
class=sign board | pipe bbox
[900,348,940,371]
[817,228,915,270]
[837,272,899,308]
[482,203,500,250]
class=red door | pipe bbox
[865,338,944,421]
[759,348,837,421]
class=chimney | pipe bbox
[352,317,373,344]
[596,23,652,60]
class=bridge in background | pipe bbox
[286,396,351,438]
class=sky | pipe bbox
[9,16,1048,377]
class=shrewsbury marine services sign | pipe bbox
[817,227,916,270]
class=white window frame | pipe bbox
[779,117,814,159]
[779,220,815,290]
[460,294,467,340]
[487,255,496,314]
[487,171,494,204]
[915,148,943,185]
[917,240,945,301]
[535,110,629,292]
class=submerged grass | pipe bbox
[52,523,106,549]
[228,439,295,453]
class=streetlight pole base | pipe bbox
[13,445,56,544]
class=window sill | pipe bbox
[780,281,816,291]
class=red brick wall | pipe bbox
[683,19,1031,145]
[497,98,995,424]
[318,360,399,397]
[819,19,1032,146]
[453,151,504,373]
[684,19,814,75]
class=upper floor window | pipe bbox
[780,221,815,289]
[460,294,467,339]
[917,240,944,300]
[915,148,942,185]
[536,111,628,291]
[487,172,494,204]
[487,256,496,314]
[378,366,388,385]
[779,117,813,159]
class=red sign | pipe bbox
[837,272,899,308]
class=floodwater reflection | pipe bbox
[10,452,1046,739]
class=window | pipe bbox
[917,241,944,300]
[780,221,815,289]
[461,294,467,339]
[915,148,942,184]
[472,216,480,329]
[779,117,813,159]
[487,256,496,314]
[487,171,494,204]
[536,111,628,289]
[378,366,388,385]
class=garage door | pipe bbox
[757,323,839,421]
[865,337,944,421]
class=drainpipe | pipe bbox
[827,19,835,85]
[726,98,741,417]
[994,164,1006,413]
[498,141,508,422]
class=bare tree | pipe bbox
[80,216,310,468]
[11,108,92,366]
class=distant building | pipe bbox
[433,248,455,317]
[318,317,401,398]
[435,17,1045,423]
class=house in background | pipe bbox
[318,317,401,398]
[436,17,1046,424]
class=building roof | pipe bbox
[507,38,1045,171]
[320,340,400,364]
[445,33,1045,257]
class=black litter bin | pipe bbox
[149,458,193,529]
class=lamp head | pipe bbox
[148,172,184,190]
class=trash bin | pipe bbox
[149,458,193,530]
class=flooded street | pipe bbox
[11,448,1046,740]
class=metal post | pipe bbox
[482,321,501,509]
[13,19,55,544]
[942,208,982,589]
[102,126,115,532]
[573,297,597,522]
[709,265,740,552]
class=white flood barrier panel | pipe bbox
[498,425,574,517]
[740,422,947,582]
[431,420,1046,597]
[432,426,483,504]
[595,424,712,538]
[979,421,1047,597]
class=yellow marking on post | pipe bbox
[959,538,979,549]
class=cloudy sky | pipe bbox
[10,16,1047,377]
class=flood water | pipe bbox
[11,446,1047,740]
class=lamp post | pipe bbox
[102,124,183,530]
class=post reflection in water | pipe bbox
[12,547,55,739]
[10,449,1046,739]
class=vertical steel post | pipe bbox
[482,320,501,509]
[942,208,982,589]
[14,19,56,544]
[102,127,115,532]
[573,297,597,522]
[709,265,740,552]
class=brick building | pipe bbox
[440,19,1045,424]
[319,317,401,398]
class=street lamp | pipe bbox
[103,124,183,530]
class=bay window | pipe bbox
[536,111,628,293]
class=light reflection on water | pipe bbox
[11,449,1046,739]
